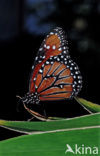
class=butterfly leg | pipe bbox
[42,103,47,118]
[27,116,35,121]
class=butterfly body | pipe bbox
[22,27,82,107]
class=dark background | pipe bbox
[0,0,100,140]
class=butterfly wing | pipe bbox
[37,61,73,101]
[29,27,69,92]
[29,27,82,100]
[30,59,82,101]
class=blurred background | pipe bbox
[0,0,100,140]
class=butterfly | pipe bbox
[19,27,82,120]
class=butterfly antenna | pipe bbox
[16,95,23,112]
[16,95,22,100]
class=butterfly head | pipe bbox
[22,92,40,105]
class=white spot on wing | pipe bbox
[33,77,36,81]
[39,69,43,73]
[32,65,34,69]
[61,55,64,58]
[63,51,67,54]
[43,56,45,59]
[57,58,60,61]
[35,57,38,61]
[44,44,47,48]
[50,32,54,35]
[52,45,56,50]
[39,48,43,51]
[46,61,49,65]
[46,45,50,49]
[58,48,62,51]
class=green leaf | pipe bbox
[0,127,100,156]
[75,97,100,113]
[0,113,100,155]
[0,113,100,133]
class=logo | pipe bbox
[65,144,99,155]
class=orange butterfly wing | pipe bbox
[29,27,82,101]
[39,63,73,101]
[29,27,67,92]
